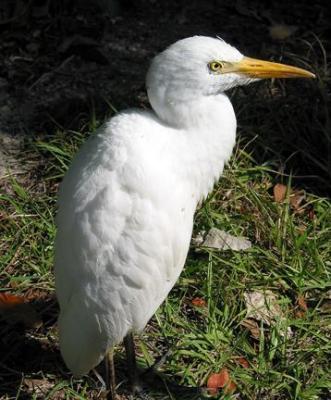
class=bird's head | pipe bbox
[146,36,315,125]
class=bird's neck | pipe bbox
[169,94,237,200]
[156,93,234,130]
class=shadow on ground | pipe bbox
[0,0,330,193]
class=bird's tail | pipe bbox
[58,293,108,377]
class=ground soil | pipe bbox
[0,0,329,186]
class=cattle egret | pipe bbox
[54,36,314,397]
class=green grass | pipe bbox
[0,37,330,398]
[0,121,330,399]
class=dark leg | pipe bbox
[105,348,117,400]
[123,337,200,400]
[123,332,140,392]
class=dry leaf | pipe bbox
[273,184,306,210]
[297,295,308,312]
[207,368,230,395]
[191,297,206,307]
[273,183,287,202]
[236,356,249,368]
[0,292,25,306]
[24,378,53,396]
[241,318,260,339]
[207,374,220,395]
[202,228,251,251]
[290,190,305,211]
[244,290,292,337]
[244,290,279,324]
[269,24,298,40]
[0,292,42,328]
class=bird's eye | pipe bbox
[208,61,224,72]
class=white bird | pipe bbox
[54,36,314,396]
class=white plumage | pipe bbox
[54,36,314,377]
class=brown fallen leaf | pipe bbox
[294,294,308,318]
[191,297,206,307]
[235,356,249,368]
[297,295,308,312]
[273,183,287,202]
[0,292,25,306]
[206,374,221,395]
[290,190,305,211]
[0,292,42,328]
[207,368,230,395]
[241,318,260,339]
[273,184,306,211]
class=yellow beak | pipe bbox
[228,56,315,79]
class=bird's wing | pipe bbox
[54,114,193,376]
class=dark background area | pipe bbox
[0,0,330,192]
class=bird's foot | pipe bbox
[128,389,156,400]
[126,376,157,400]
[146,348,173,374]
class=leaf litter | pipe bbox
[193,227,252,251]
[0,292,42,328]
[273,183,306,213]
[207,367,237,396]
[243,290,292,337]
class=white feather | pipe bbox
[55,36,245,376]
